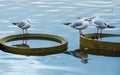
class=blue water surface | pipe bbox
[0,0,120,75]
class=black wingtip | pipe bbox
[63,23,71,25]
[107,25,115,28]
[12,23,17,25]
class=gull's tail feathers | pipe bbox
[63,22,71,25]
[107,25,115,28]
[104,23,115,28]
[12,23,18,25]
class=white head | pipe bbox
[89,15,99,21]
[84,18,90,21]
[82,17,91,22]
[82,17,90,27]
[25,19,32,24]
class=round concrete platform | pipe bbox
[0,34,68,56]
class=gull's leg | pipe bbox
[79,30,84,36]
[79,30,80,35]
[100,29,102,34]
[97,28,99,34]
[96,28,99,40]
[100,29,102,40]
[25,29,27,34]
[22,29,24,34]
[79,30,82,35]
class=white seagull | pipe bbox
[89,16,115,34]
[63,17,90,35]
[12,19,31,34]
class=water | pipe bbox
[0,0,120,75]
[5,39,60,48]
[94,36,120,42]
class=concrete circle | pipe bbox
[0,34,68,56]
[80,33,120,56]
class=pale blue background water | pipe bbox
[0,0,120,75]
[5,40,60,48]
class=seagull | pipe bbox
[12,19,31,34]
[63,17,90,35]
[89,16,115,34]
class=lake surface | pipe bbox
[94,36,120,42]
[5,39,60,48]
[0,0,120,75]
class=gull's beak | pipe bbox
[88,19,92,22]
[88,16,96,21]
[85,19,91,22]
[87,18,93,22]
[89,17,93,20]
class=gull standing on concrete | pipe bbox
[12,19,32,34]
[63,17,90,35]
[89,16,115,34]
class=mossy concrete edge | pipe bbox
[80,33,120,51]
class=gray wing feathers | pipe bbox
[71,21,83,28]
[17,22,25,28]
[94,20,103,26]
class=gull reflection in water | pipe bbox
[64,49,89,64]
[12,39,30,48]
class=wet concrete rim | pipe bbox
[80,33,120,51]
[83,33,120,43]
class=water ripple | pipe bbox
[0,4,7,7]
[30,1,46,4]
